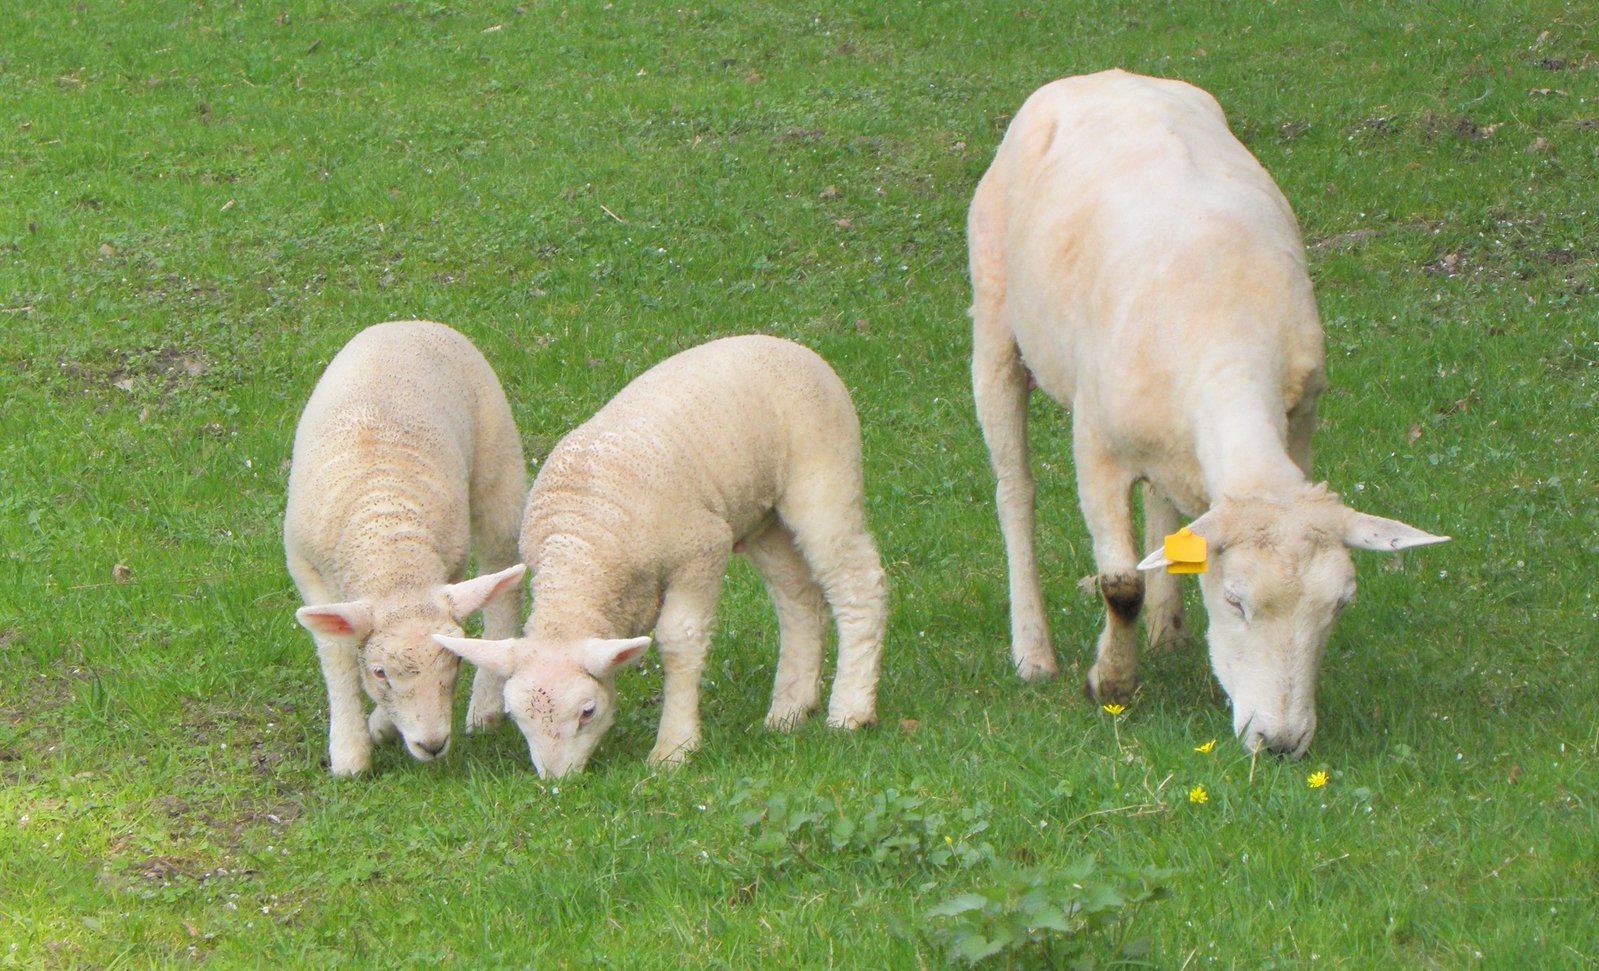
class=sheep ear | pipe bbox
[433,635,521,678]
[582,637,651,680]
[1183,506,1225,541]
[1343,512,1451,553]
[444,564,526,621]
[1135,549,1171,572]
[297,601,373,640]
[1137,506,1224,571]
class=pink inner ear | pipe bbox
[616,645,647,668]
[304,610,355,636]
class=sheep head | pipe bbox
[1139,486,1447,758]
[296,563,525,763]
[434,633,650,778]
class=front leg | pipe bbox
[368,705,399,745]
[1073,415,1142,703]
[314,635,373,776]
[648,559,727,767]
[465,667,507,734]
[1141,482,1188,652]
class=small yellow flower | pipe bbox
[1307,770,1329,789]
[1194,739,1217,754]
[1101,703,1126,716]
[1188,785,1208,805]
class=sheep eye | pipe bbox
[579,701,597,725]
[1223,591,1246,617]
[371,667,389,683]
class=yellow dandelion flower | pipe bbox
[1307,770,1329,789]
[1194,739,1217,754]
[1188,785,1208,805]
[1101,703,1126,716]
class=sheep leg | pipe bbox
[464,669,508,736]
[741,518,829,731]
[1074,414,1142,703]
[307,632,371,775]
[289,555,373,776]
[648,558,727,767]
[367,704,399,744]
[972,297,1056,681]
[464,467,527,735]
[780,487,886,730]
[1141,483,1188,653]
[1287,397,1318,478]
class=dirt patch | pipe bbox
[127,854,258,886]
[1417,112,1502,141]
[1422,252,1468,277]
[1310,229,1379,253]
[54,343,213,399]
[775,127,826,143]
[1346,115,1400,138]
[1278,120,1310,141]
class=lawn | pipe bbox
[2,1,1596,967]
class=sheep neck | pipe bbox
[1192,379,1308,503]
[524,542,649,643]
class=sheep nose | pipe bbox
[413,737,449,759]
[1245,727,1308,759]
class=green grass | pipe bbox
[3,0,1597,967]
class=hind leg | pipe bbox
[1141,483,1188,653]
[1287,397,1318,478]
[972,293,1056,681]
[778,481,886,730]
[741,518,830,730]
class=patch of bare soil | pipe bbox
[1310,229,1379,253]
[1417,111,1502,141]
[55,343,212,399]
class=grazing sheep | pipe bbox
[968,70,1448,757]
[436,335,886,778]
[285,320,528,776]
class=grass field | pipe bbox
[2,1,1597,967]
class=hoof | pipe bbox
[464,707,504,735]
[367,709,399,745]
[1014,654,1059,682]
[764,707,812,733]
[1084,667,1137,704]
[1145,614,1188,655]
[329,749,372,777]
[647,737,698,767]
[826,709,876,731]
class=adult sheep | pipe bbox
[969,70,1448,757]
[285,321,528,776]
[436,335,886,778]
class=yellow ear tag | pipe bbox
[1163,527,1207,574]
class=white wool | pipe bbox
[969,71,1446,757]
[437,335,886,778]
[284,321,527,776]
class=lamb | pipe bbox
[284,320,528,776]
[968,70,1448,757]
[435,335,887,778]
